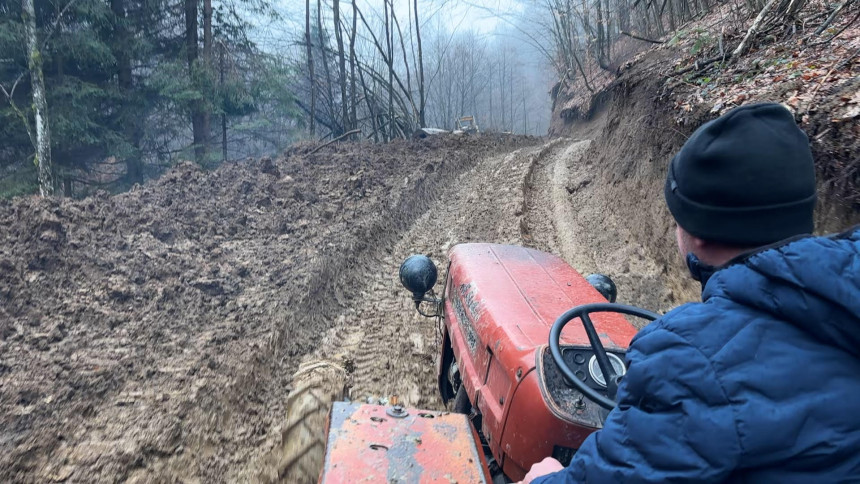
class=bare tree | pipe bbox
[333,0,348,133]
[23,0,54,196]
[202,0,213,152]
[349,0,357,135]
[185,0,207,162]
[414,0,425,128]
[384,0,394,140]
[306,0,315,136]
[317,0,338,135]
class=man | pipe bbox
[522,103,860,483]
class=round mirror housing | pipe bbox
[585,273,617,303]
[399,255,438,300]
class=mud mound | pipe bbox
[0,134,538,482]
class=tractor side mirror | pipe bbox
[585,273,617,303]
[399,255,438,301]
[399,255,442,318]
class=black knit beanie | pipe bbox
[665,103,816,247]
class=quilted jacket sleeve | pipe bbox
[532,323,742,483]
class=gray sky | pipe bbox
[268,0,523,37]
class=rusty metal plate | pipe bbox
[319,402,490,483]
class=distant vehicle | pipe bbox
[454,115,479,134]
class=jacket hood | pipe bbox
[703,227,860,358]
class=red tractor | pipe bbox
[319,243,659,483]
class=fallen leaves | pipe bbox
[665,3,859,122]
[832,88,860,122]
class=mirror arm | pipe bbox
[413,294,443,318]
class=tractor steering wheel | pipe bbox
[549,303,660,410]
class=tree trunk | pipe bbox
[391,7,415,128]
[305,0,315,136]
[668,0,677,31]
[23,0,54,196]
[185,0,206,163]
[349,0,357,136]
[596,0,606,67]
[333,0,349,133]
[414,0,425,128]
[220,44,227,161]
[317,0,338,134]
[201,0,212,152]
[509,63,513,131]
[384,0,394,141]
[112,0,143,185]
[604,0,613,59]
[356,63,378,142]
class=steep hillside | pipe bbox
[548,5,859,303]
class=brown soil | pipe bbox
[0,134,538,483]
[4,36,855,483]
[1,121,692,482]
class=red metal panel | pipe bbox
[320,402,491,484]
[479,353,511,452]
[450,244,637,351]
[499,370,600,482]
[443,274,490,419]
[442,244,638,473]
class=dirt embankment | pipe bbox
[0,134,538,483]
[548,45,859,308]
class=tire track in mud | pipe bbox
[253,138,570,482]
[524,137,683,313]
[522,139,592,260]
[258,132,686,482]
[339,139,571,407]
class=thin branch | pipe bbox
[0,81,35,149]
[308,129,361,154]
[733,0,779,57]
[809,7,860,46]
[39,0,83,52]
[812,0,855,37]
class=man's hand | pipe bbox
[516,457,565,484]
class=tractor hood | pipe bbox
[441,244,641,479]
[447,244,637,353]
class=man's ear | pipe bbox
[690,234,708,250]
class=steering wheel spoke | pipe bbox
[549,303,660,410]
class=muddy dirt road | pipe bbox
[327,137,683,407]
[255,137,691,482]
[1,134,692,483]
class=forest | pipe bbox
[0,0,553,198]
[1,0,856,198]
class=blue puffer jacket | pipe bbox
[534,227,860,483]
